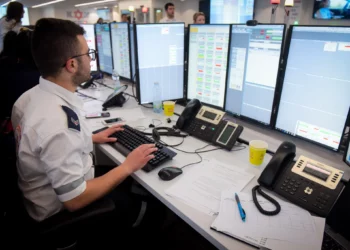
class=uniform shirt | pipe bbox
[159,17,178,23]
[12,77,94,222]
[0,17,22,53]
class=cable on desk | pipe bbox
[237,137,275,155]
[75,90,103,102]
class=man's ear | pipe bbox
[65,58,77,73]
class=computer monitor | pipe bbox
[129,24,136,82]
[135,23,185,104]
[344,135,350,167]
[225,24,285,126]
[210,0,254,24]
[110,22,131,80]
[95,23,113,74]
[80,24,98,72]
[275,26,350,151]
[187,24,230,108]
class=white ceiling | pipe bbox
[0,0,124,8]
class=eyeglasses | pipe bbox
[62,49,97,67]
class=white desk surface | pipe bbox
[79,79,348,250]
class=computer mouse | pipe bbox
[158,166,183,181]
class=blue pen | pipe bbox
[235,193,246,222]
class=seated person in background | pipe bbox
[12,18,159,246]
[314,0,334,19]
[0,31,18,120]
[5,29,40,118]
[193,12,206,24]
[96,17,103,24]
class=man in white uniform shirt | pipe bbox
[12,18,158,248]
[159,2,178,23]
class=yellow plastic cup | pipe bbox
[163,101,175,116]
[249,140,268,166]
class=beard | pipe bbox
[72,58,91,86]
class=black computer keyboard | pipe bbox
[322,232,346,250]
[110,125,177,172]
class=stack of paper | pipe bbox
[165,159,255,215]
[211,188,322,249]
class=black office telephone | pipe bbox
[255,141,345,217]
[176,99,243,150]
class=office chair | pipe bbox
[1,132,115,250]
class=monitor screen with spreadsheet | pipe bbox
[210,0,254,24]
[225,24,285,126]
[275,26,350,151]
[110,22,131,80]
[187,24,230,108]
[95,24,113,74]
[135,23,185,104]
[80,24,98,72]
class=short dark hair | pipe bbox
[6,1,24,21]
[165,2,174,11]
[31,18,85,78]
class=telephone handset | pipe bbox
[176,99,243,150]
[256,141,345,217]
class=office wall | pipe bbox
[254,0,350,25]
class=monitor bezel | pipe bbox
[135,22,186,105]
[94,23,114,75]
[186,23,231,110]
[224,23,286,128]
[109,22,133,81]
[80,24,99,73]
[273,25,350,152]
[344,128,350,167]
[129,23,136,83]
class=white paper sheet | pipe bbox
[165,159,255,216]
[211,189,320,248]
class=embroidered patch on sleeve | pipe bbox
[61,105,81,132]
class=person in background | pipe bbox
[0,30,17,59]
[121,13,129,23]
[0,1,24,53]
[314,0,334,19]
[96,17,103,24]
[193,12,205,24]
[159,2,178,23]
[0,29,40,120]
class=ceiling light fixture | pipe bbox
[32,0,65,8]
[75,0,116,7]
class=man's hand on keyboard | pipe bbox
[123,144,158,173]
[92,124,124,144]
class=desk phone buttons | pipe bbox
[280,176,301,195]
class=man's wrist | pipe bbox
[119,163,133,176]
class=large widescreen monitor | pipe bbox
[80,24,97,72]
[187,24,230,108]
[135,23,185,104]
[275,26,350,151]
[225,24,285,126]
[313,0,350,20]
[95,23,113,74]
[110,22,131,80]
[210,0,254,24]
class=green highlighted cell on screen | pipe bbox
[198,54,204,58]
[272,36,282,40]
[197,77,203,81]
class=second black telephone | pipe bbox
[176,99,243,150]
[256,141,345,217]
